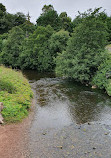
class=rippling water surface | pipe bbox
[23,70,111,129]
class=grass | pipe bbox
[0,66,33,123]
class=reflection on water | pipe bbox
[23,70,111,129]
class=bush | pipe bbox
[92,54,111,96]
[1,26,25,68]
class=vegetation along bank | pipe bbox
[0,66,33,122]
[0,3,111,96]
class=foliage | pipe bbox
[0,33,8,53]
[36,5,61,31]
[49,30,69,67]
[59,12,73,32]
[1,26,25,68]
[0,66,33,122]
[20,25,54,71]
[73,8,111,42]
[20,21,36,37]
[55,8,108,82]
[42,4,54,14]
[92,54,111,96]
[0,3,6,13]
[0,3,26,34]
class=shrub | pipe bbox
[92,54,111,96]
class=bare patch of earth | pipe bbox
[0,100,35,158]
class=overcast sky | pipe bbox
[0,0,111,23]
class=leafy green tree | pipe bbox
[0,3,26,34]
[20,21,36,37]
[107,16,111,42]
[49,30,69,67]
[55,8,108,83]
[13,12,26,26]
[42,4,54,14]
[92,54,111,89]
[19,12,35,37]
[20,25,54,71]
[0,3,6,13]
[36,5,61,31]
[59,12,73,32]
[0,3,8,34]
[1,26,25,68]
[0,33,8,53]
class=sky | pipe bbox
[0,0,111,23]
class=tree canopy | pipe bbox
[55,8,108,82]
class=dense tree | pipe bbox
[49,30,69,58]
[0,33,8,54]
[0,3,6,13]
[19,12,36,37]
[55,8,108,82]
[13,12,26,26]
[36,5,61,31]
[0,3,26,34]
[1,26,25,68]
[42,4,54,14]
[59,12,73,32]
[20,25,54,71]
[72,8,111,42]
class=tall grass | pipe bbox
[0,66,33,122]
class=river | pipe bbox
[23,70,111,158]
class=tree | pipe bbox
[55,8,108,82]
[1,26,25,68]
[59,12,73,32]
[13,12,26,26]
[36,5,61,31]
[20,25,54,71]
[42,4,54,14]
[0,3,27,34]
[0,3,6,13]
[48,30,69,67]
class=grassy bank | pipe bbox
[0,66,33,123]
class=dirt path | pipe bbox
[0,101,35,158]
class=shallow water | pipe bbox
[23,70,111,128]
[22,70,111,158]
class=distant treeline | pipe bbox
[0,3,111,95]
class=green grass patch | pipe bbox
[0,66,33,122]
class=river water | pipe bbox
[23,70,111,158]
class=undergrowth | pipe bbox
[0,66,33,123]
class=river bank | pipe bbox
[0,66,33,122]
[1,71,111,157]
[0,99,35,158]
